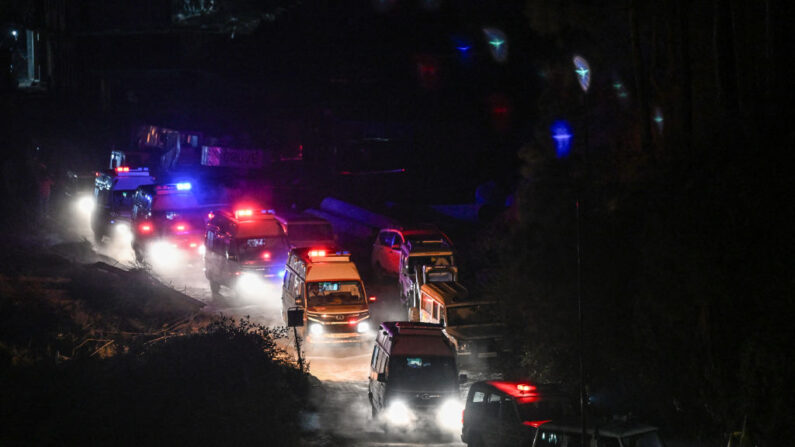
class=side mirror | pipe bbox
[377,372,386,383]
[287,308,304,327]
[458,374,468,384]
[368,296,377,303]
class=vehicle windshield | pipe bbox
[236,237,288,262]
[112,190,135,209]
[447,303,500,326]
[307,281,365,307]
[388,355,457,388]
[621,431,664,447]
[408,255,453,271]
[289,223,334,241]
[516,396,575,422]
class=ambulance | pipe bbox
[91,166,155,243]
[281,247,374,342]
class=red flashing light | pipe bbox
[208,212,214,219]
[176,224,186,231]
[523,420,551,428]
[235,209,253,219]
[309,249,326,257]
[115,166,130,173]
[488,381,537,397]
[189,242,198,248]
[139,223,153,233]
[261,251,271,260]
[348,318,357,326]
[369,296,377,303]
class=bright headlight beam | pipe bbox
[357,321,370,333]
[309,323,323,336]
[436,399,464,432]
[385,400,413,426]
[76,196,95,216]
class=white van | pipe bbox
[281,247,374,342]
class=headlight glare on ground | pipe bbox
[385,400,413,426]
[357,321,370,333]
[309,323,324,336]
[436,399,464,432]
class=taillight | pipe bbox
[348,319,357,326]
[139,223,153,233]
[261,251,271,260]
[176,224,186,231]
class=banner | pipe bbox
[201,146,265,168]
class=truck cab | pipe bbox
[91,166,155,243]
[368,322,465,433]
[398,238,457,305]
[412,282,505,367]
[282,247,374,343]
[204,207,289,296]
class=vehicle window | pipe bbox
[387,355,456,387]
[283,271,291,288]
[422,296,433,315]
[235,236,288,262]
[306,281,364,307]
[408,255,453,272]
[377,350,387,374]
[371,346,378,369]
[379,231,394,246]
[536,430,581,447]
[112,190,134,210]
[433,302,439,320]
[500,396,518,422]
[472,391,485,404]
[447,304,500,326]
[289,223,334,241]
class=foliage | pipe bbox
[0,317,309,446]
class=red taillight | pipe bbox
[309,249,326,257]
[369,296,377,303]
[176,224,186,231]
[139,223,153,233]
[348,319,357,326]
[462,410,465,424]
[261,251,271,260]
[189,242,197,248]
[523,420,551,428]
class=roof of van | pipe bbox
[306,261,361,282]
[378,322,454,357]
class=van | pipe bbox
[398,238,457,304]
[411,282,504,366]
[92,166,155,243]
[274,212,336,249]
[368,322,466,432]
[281,247,374,342]
[204,207,289,295]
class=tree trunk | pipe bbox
[629,0,652,154]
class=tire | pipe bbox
[209,280,221,295]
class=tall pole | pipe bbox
[293,326,304,374]
[576,198,585,447]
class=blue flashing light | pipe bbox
[457,45,471,52]
[176,182,192,191]
[483,28,508,63]
[550,120,573,158]
[279,269,286,279]
[572,55,591,92]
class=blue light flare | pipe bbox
[176,182,192,191]
[550,120,573,158]
[483,28,508,63]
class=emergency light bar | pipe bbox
[234,208,275,219]
[176,182,191,190]
[114,166,150,176]
[155,182,192,194]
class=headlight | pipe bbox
[76,195,95,216]
[114,222,132,243]
[309,323,324,336]
[357,321,370,333]
[436,399,464,432]
[385,400,413,426]
[236,272,263,294]
[458,341,471,352]
[198,245,206,256]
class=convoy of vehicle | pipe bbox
[77,139,664,442]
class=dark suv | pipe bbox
[461,381,575,447]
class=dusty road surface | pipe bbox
[61,203,468,446]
